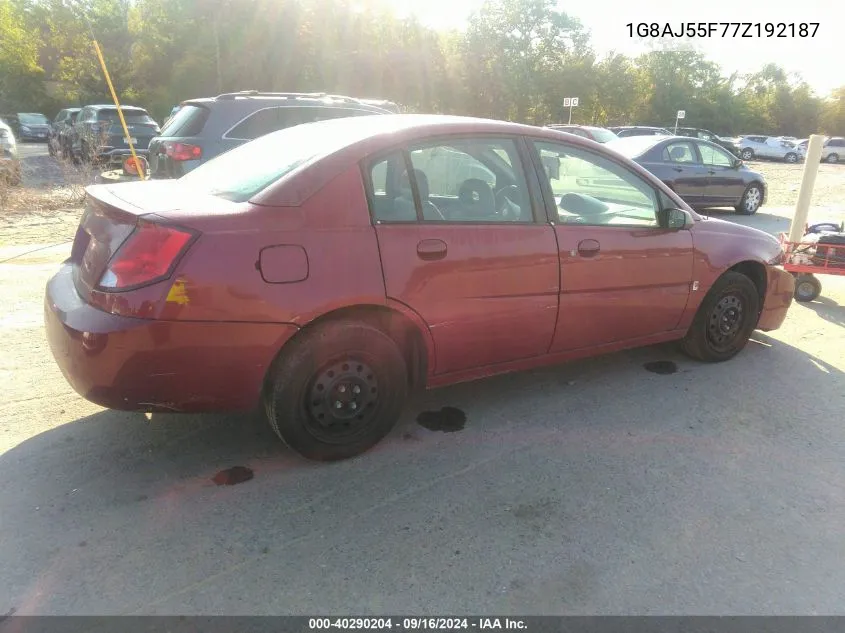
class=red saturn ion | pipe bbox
[45,115,795,461]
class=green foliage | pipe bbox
[0,0,842,137]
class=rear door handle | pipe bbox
[417,239,447,261]
[708,169,716,175]
[577,239,600,257]
[673,166,683,172]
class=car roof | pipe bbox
[249,114,641,205]
[86,104,147,111]
[605,134,674,157]
[181,92,391,112]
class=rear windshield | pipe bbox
[18,113,49,125]
[590,128,619,143]
[179,118,370,203]
[97,109,155,124]
[605,136,661,158]
[160,104,209,137]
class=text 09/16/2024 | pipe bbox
[627,22,819,38]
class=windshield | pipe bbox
[178,119,368,202]
[97,109,155,124]
[590,128,619,143]
[18,113,49,125]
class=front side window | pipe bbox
[533,140,660,227]
[663,141,698,164]
[698,142,733,167]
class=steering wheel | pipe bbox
[495,185,521,220]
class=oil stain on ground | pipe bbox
[644,361,678,375]
[417,407,467,432]
[212,466,254,486]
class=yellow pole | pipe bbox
[91,39,146,180]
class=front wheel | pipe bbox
[264,320,408,461]
[740,149,754,160]
[794,274,822,302]
[826,153,839,164]
[681,272,761,363]
[785,152,798,163]
[735,184,763,215]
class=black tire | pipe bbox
[785,152,798,163]
[264,320,408,461]
[681,272,761,363]
[735,184,763,215]
[794,274,822,302]
[826,153,839,164]
[740,148,754,160]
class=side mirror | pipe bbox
[733,158,743,169]
[666,208,690,230]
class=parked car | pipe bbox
[606,135,767,215]
[44,115,795,461]
[12,112,51,142]
[48,108,81,159]
[738,136,805,163]
[821,137,845,163]
[608,126,673,137]
[670,127,740,157]
[70,104,160,166]
[546,124,619,143]
[147,91,393,179]
[0,119,21,184]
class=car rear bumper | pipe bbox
[96,148,150,167]
[757,265,795,331]
[44,263,300,413]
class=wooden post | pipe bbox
[787,134,825,242]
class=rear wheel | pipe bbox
[826,153,839,164]
[264,320,408,461]
[740,148,754,160]
[681,272,760,362]
[794,274,822,302]
[735,184,763,215]
[785,152,798,163]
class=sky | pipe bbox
[389,0,839,97]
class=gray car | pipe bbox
[147,91,393,179]
[607,135,767,215]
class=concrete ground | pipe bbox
[1,146,844,616]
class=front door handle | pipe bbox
[577,239,600,257]
[708,169,716,175]
[417,239,447,261]
[673,167,683,172]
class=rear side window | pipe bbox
[160,104,209,137]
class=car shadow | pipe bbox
[799,295,845,327]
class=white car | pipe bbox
[738,135,805,163]
[0,119,21,184]
[794,137,843,163]
[0,119,18,160]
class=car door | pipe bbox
[654,139,708,206]
[368,137,560,376]
[697,140,746,204]
[529,139,694,351]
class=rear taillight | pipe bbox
[163,142,201,161]
[98,221,196,290]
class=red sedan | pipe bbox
[45,115,795,461]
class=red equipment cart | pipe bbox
[780,221,845,302]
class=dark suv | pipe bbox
[147,91,393,179]
[71,105,160,166]
[48,108,81,158]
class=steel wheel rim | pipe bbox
[303,359,380,444]
[797,281,816,299]
[707,293,746,351]
[744,188,761,213]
